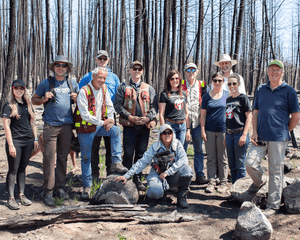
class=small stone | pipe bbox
[284,162,295,173]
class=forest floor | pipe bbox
[0,107,300,240]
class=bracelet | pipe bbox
[187,128,190,130]
[9,145,14,148]
[34,138,38,141]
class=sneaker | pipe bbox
[263,208,279,217]
[110,162,128,173]
[205,181,216,193]
[178,198,189,208]
[6,198,20,210]
[248,178,266,193]
[17,194,32,206]
[81,187,91,200]
[217,182,228,194]
[55,188,69,200]
[44,193,54,206]
[196,176,209,184]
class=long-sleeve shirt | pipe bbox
[114,79,158,121]
[77,81,115,126]
[78,67,120,104]
[123,137,188,179]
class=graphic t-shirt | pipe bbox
[159,90,187,121]
[226,94,251,130]
[2,101,34,144]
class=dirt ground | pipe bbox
[0,113,300,240]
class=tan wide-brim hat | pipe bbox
[214,54,237,67]
[48,55,73,73]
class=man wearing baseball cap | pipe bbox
[213,54,246,94]
[32,55,79,206]
[182,62,210,184]
[114,60,158,191]
[78,50,120,181]
[245,59,299,217]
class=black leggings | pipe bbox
[5,141,34,198]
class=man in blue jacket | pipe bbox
[78,50,120,180]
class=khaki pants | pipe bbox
[204,131,228,182]
[245,141,288,209]
[42,123,73,194]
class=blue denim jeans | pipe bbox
[78,125,122,187]
[225,131,250,183]
[184,124,205,177]
[165,121,186,146]
[123,125,150,181]
[146,163,193,199]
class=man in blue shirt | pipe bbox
[32,55,79,206]
[78,50,120,179]
[245,60,300,217]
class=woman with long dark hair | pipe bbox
[159,70,190,146]
[2,80,38,210]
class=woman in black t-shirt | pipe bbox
[159,70,190,146]
[2,79,38,210]
[225,74,252,183]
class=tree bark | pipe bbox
[0,0,17,111]
[134,0,142,61]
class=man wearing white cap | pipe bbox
[213,54,246,94]
[182,62,210,184]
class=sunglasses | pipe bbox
[132,67,142,72]
[161,130,173,136]
[186,68,196,73]
[228,82,238,86]
[13,86,25,90]
[98,57,108,61]
[212,79,223,83]
[170,77,180,81]
[54,63,68,68]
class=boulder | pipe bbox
[283,178,300,213]
[284,162,294,174]
[232,201,273,240]
[90,174,139,205]
[230,177,268,208]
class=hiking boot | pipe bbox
[44,193,54,206]
[55,188,69,200]
[81,187,91,200]
[135,181,147,191]
[6,198,20,210]
[205,181,216,193]
[196,176,209,185]
[17,194,32,206]
[110,162,128,173]
[248,178,266,193]
[177,176,192,209]
[263,208,279,217]
[217,182,228,194]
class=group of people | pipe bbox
[3,50,299,217]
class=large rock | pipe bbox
[232,201,273,240]
[283,178,300,213]
[90,174,139,205]
[230,177,268,208]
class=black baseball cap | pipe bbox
[12,79,25,88]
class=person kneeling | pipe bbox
[115,124,193,208]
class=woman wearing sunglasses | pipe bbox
[115,124,193,208]
[159,70,189,146]
[200,72,228,193]
[225,74,251,183]
[2,80,38,210]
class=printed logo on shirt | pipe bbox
[174,98,184,110]
[54,88,70,93]
[226,102,238,119]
